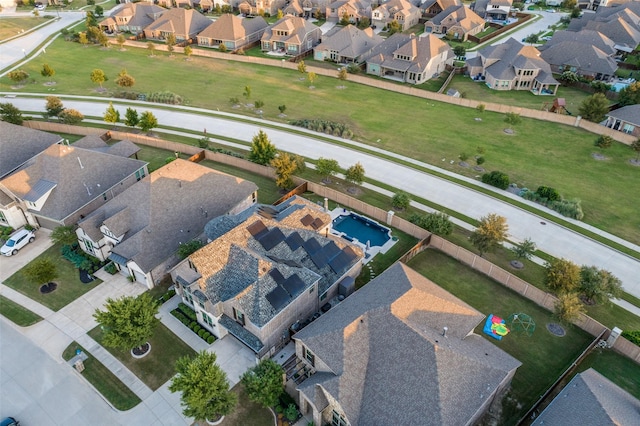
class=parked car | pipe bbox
[0,229,35,256]
[0,417,19,426]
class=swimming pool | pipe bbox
[332,213,391,247]
[612,82,629,92]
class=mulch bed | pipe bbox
[39,282,58,294]
[132,343,150,357]
[79,269,95,284]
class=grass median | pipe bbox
[0,295,43,326]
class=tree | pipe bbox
[570,7,581,18]
[147,41,156,56]
[86,26,101,43]
[316,157,340,182]
[95,5,104,17]
[562,0,577,8]
[243,85,251,100]
[559,70,579,84]
[23,258,58,285]
[249,130,277,165]
[579,266,623,305]
[276,9,284,19]
[0,103,24,125]
[524,33,539,44]
[278,104,286,114]
[78,32,89,46]
[594,135,613,149]
[104,102,120,127]
[97,31,109,48]
[512,237,536,260]
[481,170,510,189]
[177,240,204,259]
[166,33,176,55]
[392,191,411,210]
[345,162,365,188]
[139,111,158,134]
[184,45,192,59]
[124,107,139,128]
[50,225,77,245]
[297,60,306,74]
[8,69,29,85]
[545,258,580,294]
[41,63,55,82]
[90,68,106,89]
[578,93,609,123]
[410,212,453,235]
[340,11,350,26]
[115,69,135,88]
[86,11,97,27]
[241,359,284,408]
[504,112,521,131]
[357,17,370,29]
[307,71,317,86]
[59,108,84,125]
[388,20,401,35]
[219,43,228,53]
[554,293,585,324]
[453,45,466,59]
[94,293,159,352]
[338,67,347,81]
[631,138,640,162]
[469,213,508,256]
[617,81,640,106]
[271,152,298,190]
[45,96,64,118]
[169,351,237,421]
[116,34,126,50]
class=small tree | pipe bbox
[338,67,347,81]
[219,43,228,53]
[104,102,120,127]
[41,63,55,82]
[50,225,77,245]
[545,258,580,294]
[115,69,135,89]
[124,107,139,128]
[578,93,609,123]
[411,211,453,236]
[357,17,370,29]
[388,20,401,35]
[96,30,109,48]
[8,70,29,85]
[293,154,306,172]
[579,266,622,305]
[469,213,508,256]
[243,85,251,100]
[631,138,640,162]
[345,162,365,189]
[504,112,521,131]
[166,33,176,55]
[297,60,306,74]
[316,157,340,183]
[271,152,298,190]
[169,351,237,421]
[184,45,192,60]
[23,258,58,285]
[138,111,158,134]
[476,103,486,113]
[594,135,613,149]
[524,33,539,44]
[276,9,284,19]
[453,45,466,59]
[59,109,84,125]
[554,293,584,324]
[307,71,317,86]
[90,68,106,89]
[340,11,350,26]
[0,103,24,125]
[392,191,411,210]
[512,237,536,261]
[93,293,159,351]
[147,41,156,56]
[241,359,284,408]
[86,11,98,27]
[254,100,264,109]
[617,81,640,107]
[45,96,64,118]
[278,104,286,114]
[116,34,126,50]
[177,240,204,259]
[79,32,89,47]
[249,130,277,165]
[95,5,104,17]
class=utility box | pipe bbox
[74,359,85,373]
[607,327,622,347]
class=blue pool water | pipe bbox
[612,82,629,92]
[332,213,391,247]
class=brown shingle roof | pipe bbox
[0,122,62,179]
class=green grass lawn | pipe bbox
[3,243,102,311]
[5,39,638,245]
[407,249,593,426]
[0,295,43,326]
[88,322,196,390]
[574,347,640,399]
[62,342,142,410]
[214,384,273,426]
[0,17,47,40]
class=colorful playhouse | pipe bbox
[483,314,510,340]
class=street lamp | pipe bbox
[22,49,26,58]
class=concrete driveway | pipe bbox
[0,228,53,282]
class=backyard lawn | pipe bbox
[0,295,43,326]
[62,342,142,410]
[88,322,195,390]
[213,385,273,426]
[407,249,593,426]
[5,39,638,245]
[3,243,102,311]
[574,347,640,399]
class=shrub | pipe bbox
[476,156,485,166]
[535,186,560,202]
[190,321,197,328]
[104,262,117,275]
[594,135,614,149]
[622,331,640,346]
[481,171,509,190]
[193,325,202,333]
[198,329,206,337]
[202,332,211,340]
[207,336,215,344]
[392,191,411,210]
[285,403,299,421]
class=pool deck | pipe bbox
[328,208,398,263]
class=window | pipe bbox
[623,124,634,134]
[202,312,215,327]
[233,308,246,326]
[0,211,6,224]
[135,168,146,181]
[309,285,315,294]
[332,410,348,426]
[320,292,328,301]
[305,346,315,366]
[84,239,95,255]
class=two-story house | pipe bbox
[470,0,512,22]
[314,24,383,63]
[99,3,165,35]
[419,0,462,19]
[424,4,485,41]
[197,14,269,50]
[371,0,421,31]
[236,0,288,16]
[325,0,372,24]
[144,8,212,42]
[261,15,322,56]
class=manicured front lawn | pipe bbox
[62,342,142,410]
[88,322,196,390]
[3,243,102,311]
[407,249,593,425]
[0,295,43,326]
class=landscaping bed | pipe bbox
[171,302,216,344]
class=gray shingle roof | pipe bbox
[476,38,557,83]
[541,29,616,56]
[73,136,140,158]
[533,368,640,426]
[585,17,640,51]
[0,122,62,179]
[606,104,640,126]
[219,314,264,352]
[294,262,521,426]
[540,41,618,76]
[316,25,383,61]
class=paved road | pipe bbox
[6,96,639,298]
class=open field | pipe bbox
[4,40,638,244]
[0,17,47,40]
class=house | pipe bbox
[313,24,383,63]
[236,0,288,16]
[283,0,305,16]
[568,2,640,52]
[371,0,421,31]
[0,138,148,231]
[98,3,165,35]
[361,33,454,84]
[424,5,485,41]
[197,14,269,50]
[261,16,322,56]
[325,0,373,24]
[470,0,513,21]
[144,8,212,42]
[541,29,617,57]
[539,41,618,81]
[603,104,640,136]
[291,262,521,426]
[71,135,141,159]
[420,0,462,19]
[77,159,257,288]
[465,37,560,95]
[170,196,364,358]
[533,369,640,425]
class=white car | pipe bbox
[1,229,36,256]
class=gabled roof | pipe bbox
[533,369,640,425]
[430,4,485,31]
[1,143,147,222]
[584,16,640,51]
[315,24,383,60]
[373,0,419,16]
[100,3,165,29]
[477,37,557,83]
[197,14,268,41]
[294,262,521,426]
[0,122,62,179]
[72,135,140,158]
[145,8,211,37]
[541,29,616,56]
[261,15,319,45]
[81,159,257,273]
[606,104,640,127]
[540,41,618,75]
[362,33,453,74]
[420,0,462,11]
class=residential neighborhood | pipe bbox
[1,0,640,425]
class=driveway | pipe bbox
[0,228,53,282]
